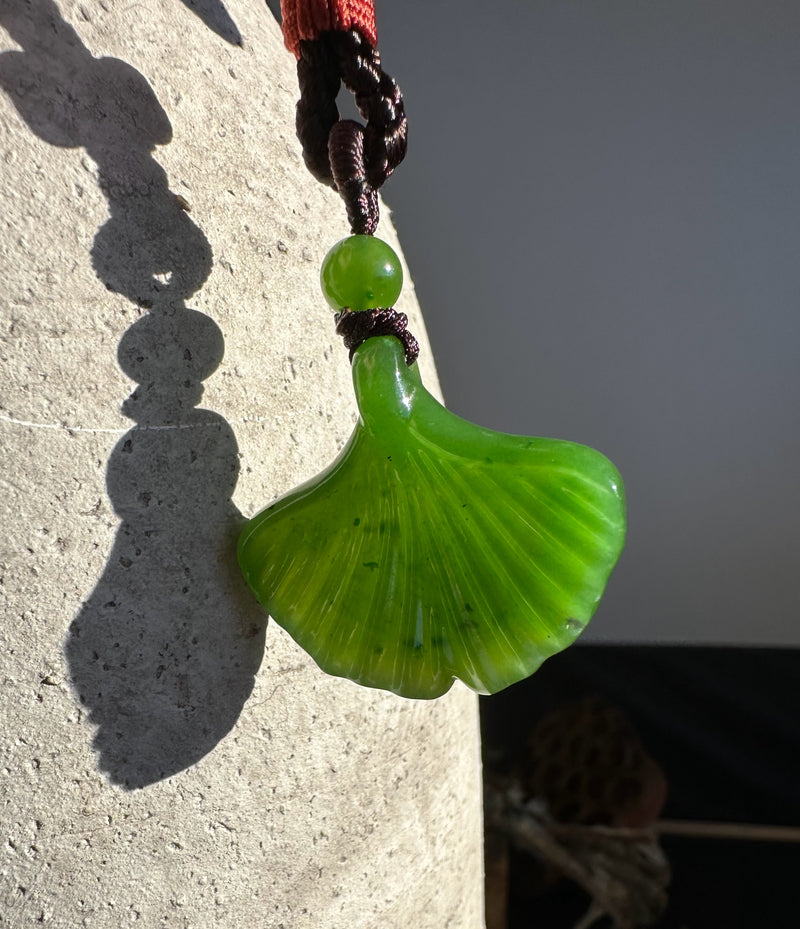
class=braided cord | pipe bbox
[336,308,420,366]
[295,30,406,234]
[281,0,417,362]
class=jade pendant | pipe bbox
[238,336,625,699]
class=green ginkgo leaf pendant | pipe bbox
[238,334,626,699]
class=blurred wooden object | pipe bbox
[655,820,800,842]
[485,697,670,928]
[486,787,670,929]
[521,697,668,828]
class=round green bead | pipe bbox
[320,235,403,311]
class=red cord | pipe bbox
[281,0,378,57]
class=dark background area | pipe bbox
[481,646,800,927]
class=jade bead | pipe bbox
[320,235,403,311]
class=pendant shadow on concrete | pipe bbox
[0,0,267,788]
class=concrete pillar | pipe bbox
[0,2,484,925]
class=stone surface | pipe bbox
[0,2,484,926]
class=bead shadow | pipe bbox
[0,0,267,788]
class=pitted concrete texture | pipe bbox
[0,2,485,926]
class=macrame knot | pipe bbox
[335,308,420,366]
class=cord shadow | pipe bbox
[178,0,242,46]
[264,0,282,24]
[1,0,267,788]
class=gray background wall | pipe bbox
[368,0,799,646]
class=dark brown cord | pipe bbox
[334,30,407,191]
[328,119,379,235]
[335,308,420,366]
[295,28,417,361]
[295,30,407,235]
[296,36,339,187]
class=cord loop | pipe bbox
[296,30,407,235]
